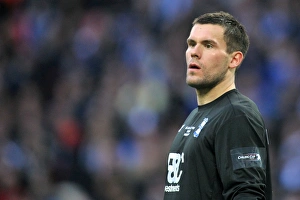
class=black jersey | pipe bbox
[164,89,272,200]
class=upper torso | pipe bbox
[164,89,272,200]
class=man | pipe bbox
[164,11,272,199]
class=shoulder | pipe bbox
[208,90,264,129]
[213,91,266,138]
[223,90,261,117]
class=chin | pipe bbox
[186,78,215,90]
[186,76,200,86]
[186,80,200,88]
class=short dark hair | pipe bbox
[192,11,250,57]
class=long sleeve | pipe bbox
[215,114,269,199]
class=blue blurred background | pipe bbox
[0,0,299,199]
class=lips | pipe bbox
[189,63,201,69]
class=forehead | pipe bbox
[188,24,225,43]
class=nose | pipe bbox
[187,45,201,59]
[191,51,200,59]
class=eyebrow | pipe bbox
[186,38,217,46]
[186,38,195,44]
[202,39,217,45]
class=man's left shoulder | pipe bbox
[221,93,262,121]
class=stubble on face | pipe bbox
[186,58,229,92]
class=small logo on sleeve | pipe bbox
[237,153,261,161]
[230,147,266,170]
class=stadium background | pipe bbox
[0,0,300,199]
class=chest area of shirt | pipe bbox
[170,117,213,152]
[179,117,209,138]
[179,109,212,138]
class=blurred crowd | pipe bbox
[0,0,300,199]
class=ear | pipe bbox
[229,51,243,69]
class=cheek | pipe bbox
[210,54,228,67]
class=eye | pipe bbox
[202,40,215,49]
[187,39,196,47]
[204,43,213,49]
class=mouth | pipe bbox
[188,63,201,69]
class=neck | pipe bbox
[196,81,236,105]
